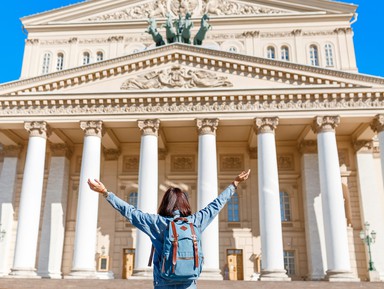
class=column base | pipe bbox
[368,270,381,282]
[65,269,98,279]
[37,271,63,279]
[8,268,41,279]
[259,269,291,281]
[96,271,115,279]
[199,268,223,280]
[129,268,153,280]
[325,270,359,282]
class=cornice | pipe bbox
[1,44,383,96]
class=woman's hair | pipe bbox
[158,187,192,217]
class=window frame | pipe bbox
[266,46,276,59]
[56,52,64,71]
[42,52,52,75]
[227,192,240,222]
[309,44,320,66]
[324,43,335,67]
[279,191,291,222]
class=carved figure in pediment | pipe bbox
[150,0,167,17]
[162,13,177,43]
[193,14,211,45]
[181,12,194,44]
[203,0,222,15]
[145,18,165,46]
[168,0,199,16]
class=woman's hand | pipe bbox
[233,169,251,188]
[87,178,107,194]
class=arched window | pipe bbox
[228,46,238,53]
[128,192,138,208]
[228,192,239,222]
[325,43,334,67]
[42,53,51,74]
[96,51,104,62]
[309,45,319,66]
[82,52,90,65]
[279,191,291,221]
[281,46,290,61]
[56,53,64,71]
[267,46,275,59]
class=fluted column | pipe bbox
[312,116,357,281]
[254,117,290,281]
[196,118,222,280]
[0,145,22,276]
[10,122,50,277]
[371,114,384,187]
[132,119,159,278]
[38,144,72,278]
[299,141,327,280]
[69,121,102,278]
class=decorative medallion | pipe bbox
[220,154,244,171]
[171,155,195,172]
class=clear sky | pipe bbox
[0,0,383,84]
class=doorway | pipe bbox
[122,248,135,279]
[226,249,244,280]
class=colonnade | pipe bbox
[0,114,383,280]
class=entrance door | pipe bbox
[227,249,243,280]
[123,248,135,279]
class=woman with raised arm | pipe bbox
[88,169,250,289]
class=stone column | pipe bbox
[254,117,290,281]
[312,116,357,281]
[371,114,384,187]
[0,145,22,276]
[69,121,102,278]
[10,122,50,277]
[196,118,222,280]
[299,141,327,280]
[37,144,72,278]
[132,119,159,278]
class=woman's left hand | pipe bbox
[87,178,107,194]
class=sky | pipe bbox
[0,0,383,84]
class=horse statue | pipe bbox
[162,13,177,44]
[145,18,165,47]
[181,12,194,44]
[193,14,212,46]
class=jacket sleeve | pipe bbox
[105,192,163,239]
[192,184,236,232]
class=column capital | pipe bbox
[311,116,340,134]
[196,118,219,136]
[24,121,51,139]
[254,117,279,134]
[353,140,380,154]
[370,114,384,133]
[50,143,73,159]
[2,145,23,157]
[103,148,121,161]
[80,121,103,137]
[299,140,318,154]
[138,119,160,136]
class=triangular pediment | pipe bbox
[1,44,383,97]
[21,0,357,26]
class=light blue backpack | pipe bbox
[158,217,204,280]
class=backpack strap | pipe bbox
[148,245,155,267]
[170,221,178,273]
[189,223,199,268]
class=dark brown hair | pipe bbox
[157,187,192,217]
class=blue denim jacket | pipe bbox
[105,184,236,286]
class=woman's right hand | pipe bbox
[87,178,107,194]
[233,169,251,187]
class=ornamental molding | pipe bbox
[298,140,317,154]
[311,115,340,133]
[352,140,377,153]
[85,0,290,21]
[24,121,51,139]
[196,118,219,135]
[103,148,121,161]
[219,154,244,171]
[370,114,384,133]
[138,119,160,136]
[2,44,383,95]
[50,143,73,158]
[122,155,140,172]
[121,65,233,89]
[80,120,103,137]
[1,145,23,157]
[171,155,195,172]
[254,117,279,134]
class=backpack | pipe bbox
[150,217,204,281]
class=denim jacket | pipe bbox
[105,184,236,286]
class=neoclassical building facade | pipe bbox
[0,0,384,282]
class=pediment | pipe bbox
[21,0,357,26]
[1,44,383,97]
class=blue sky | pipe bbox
[0,0,383,84]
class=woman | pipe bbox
[87,169,250,288]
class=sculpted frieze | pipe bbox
[121,65,233,89]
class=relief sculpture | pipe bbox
[121,65,233,89]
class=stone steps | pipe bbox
[0,280,383,289]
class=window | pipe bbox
[56,53,64,71]
[82,52,90,65]
[279,191,291,221]
[325,44,334,67]
[228,46,238,52]
[96,51,104,62]
[42,53,51,74]
[228,192,239,222]
[128,192,138,208]
[281,46,290,61]
[267,46,275,59]
[283,250,296,276]
[309,45,319,66]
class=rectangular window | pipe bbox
[283,250,295,276]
